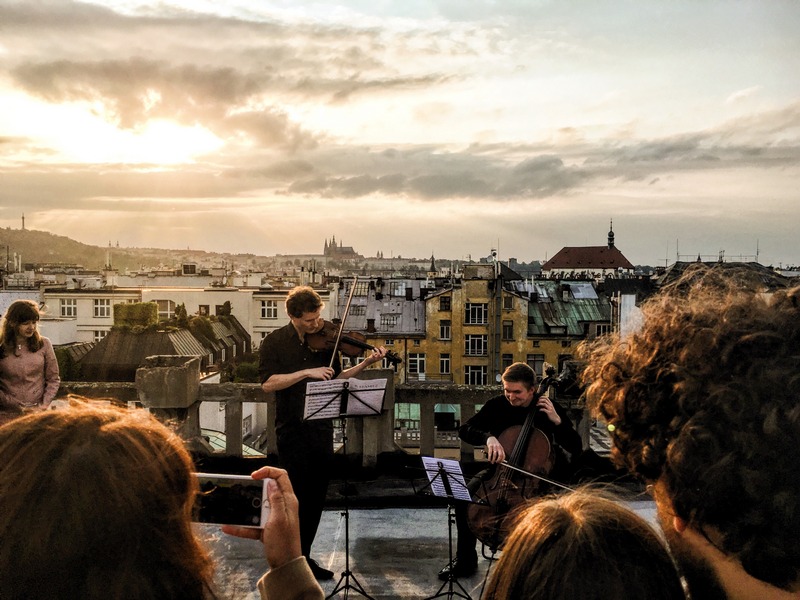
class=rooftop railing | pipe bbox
[58,357,590,467]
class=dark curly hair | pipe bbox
[579,272,800,590]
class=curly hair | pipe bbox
[285,286,324,318]
[579,273,800,590]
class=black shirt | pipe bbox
[258,322,341,438]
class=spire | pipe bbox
[429,253,436,273]
[607,219,615,249]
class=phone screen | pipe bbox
[193,473,269,527]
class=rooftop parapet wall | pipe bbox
[59,365,589,466]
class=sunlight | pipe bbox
[0,90,223,165]
[66,118,225,165]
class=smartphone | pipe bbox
[193,473,270,528]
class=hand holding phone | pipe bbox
[221,466,303,571]
[193,473,270,528]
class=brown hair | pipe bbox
[580,271,800,589]
[0,399,216,599]
[285,286,324,318]
[484,489,685,600]
[501,362,536,389]
[0,299,43,355]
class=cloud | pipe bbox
[725,85,763,105]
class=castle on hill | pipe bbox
[323,235,364,261]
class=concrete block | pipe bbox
[135,355,201,409]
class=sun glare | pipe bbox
[66,118,224,165]
[0,90,224,165]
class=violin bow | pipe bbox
[328,275,359,369]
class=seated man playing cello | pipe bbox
[438,362,583,581]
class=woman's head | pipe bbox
[1,299,43,352]
[0,399,215,600]
[484,489,684,600]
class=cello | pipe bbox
[466,403,556,551]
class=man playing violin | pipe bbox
[259,285,387,580]
[438,362,583,581]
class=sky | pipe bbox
[1,0,799,267]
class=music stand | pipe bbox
[304,377,387,600]
[418,457,474,600]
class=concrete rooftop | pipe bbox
[201,496,656,599]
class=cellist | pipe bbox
[437,362,583,581]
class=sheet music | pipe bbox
[421,456,472,502]
[304,378,387,420]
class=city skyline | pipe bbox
[1,1,799,267]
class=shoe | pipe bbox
[307,557,335,580]
[437,556,478,581]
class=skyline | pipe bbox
[1,1,799,267]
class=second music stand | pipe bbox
[419,457,475,600]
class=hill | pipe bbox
[0,227,248,272]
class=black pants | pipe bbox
[277,424,334,558]
[452,470,489,562]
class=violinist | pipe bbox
[438,362,582,581]
[258,286,387,581]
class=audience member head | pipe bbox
[581,272,800,597]
[285,286,324,318]
[0,399,215,600]
[0,299,43,353]
[484,488,685,600]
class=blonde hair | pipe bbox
[484,488,684,600]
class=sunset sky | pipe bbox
[1,0,799,266]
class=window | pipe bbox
[413,339,420,346]
[389,281,406,297]
[93,299,111,318]
[242,415,252,439]
[503,294,514,310]
[408,353,426,375]
[261,300,278,319]
[465,334,488,356]
[502,320,514,340]
[502,353,514,371]
[465,303,488,325]
[532,340,541,348]
[350,305,366,316]
[384,339,394,345]
[439,320,451,340]
[464,365,487,385]
[198,305,210,316]
[439,296,451,311]
[440,353,451,375]
[93,330,108,342]
[380,314,398,328]
[595,324,611,337]
[60,298,77,318]
[156,300,175,320]
[527,354,545,377]
[351,281,370,296]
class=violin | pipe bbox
[466,406,555,551]
[306,320,403,366]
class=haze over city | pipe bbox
[1,0,799,267]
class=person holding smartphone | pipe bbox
[0,399,323,600]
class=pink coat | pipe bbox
[0,337,61,408]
